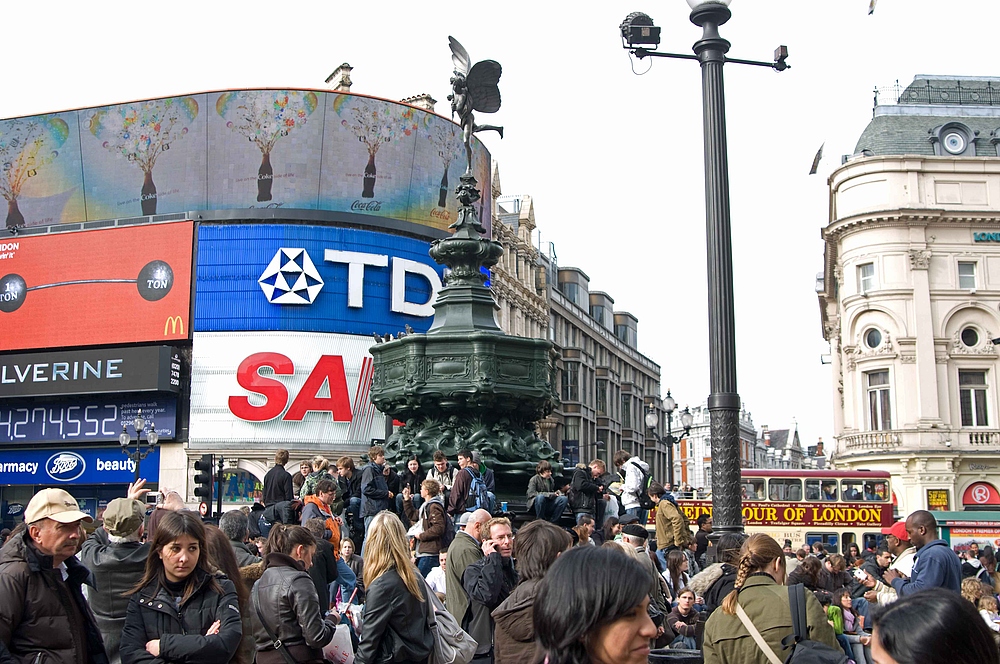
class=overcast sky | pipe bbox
[3,0,995,449]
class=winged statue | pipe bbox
[447,36,503,174]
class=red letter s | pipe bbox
[228,353,293,422]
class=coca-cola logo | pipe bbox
[351,200,382,212]
[430,208,452,221]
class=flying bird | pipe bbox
[809,142,825,175]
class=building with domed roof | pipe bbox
[817,75,1000,515]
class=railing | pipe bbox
[842,430,901,451]
[968,431,1000,446]
[875,79,1000,109]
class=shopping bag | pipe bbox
[323,624,355,664]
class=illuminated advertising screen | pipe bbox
[194,224,443,336]
[0,221,192,352]
[189,331,384,449]
[0,395,177,445]
[0,90,492,236]
[0,446,160,485]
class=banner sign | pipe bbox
[948,526,1000,553]
[0,346,182,398]
[0,90,491,236]
[0,221,193,352]
[190,331,383,448]
[677,500,893,528]
[0,446,160,485]
[0,396,176,445]
[195,224,443,336]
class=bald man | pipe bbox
[883,509,962,595]
[445,508,492,652]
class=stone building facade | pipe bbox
[817,75,1000,514]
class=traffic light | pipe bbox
[193,454,214,515]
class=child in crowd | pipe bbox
[978,594,1000,633]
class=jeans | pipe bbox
[835,634,853,661]
[333,556,357,605]
[534,495,568,523]
[625,506,648,524]
[852,597,872,631]
[416,555,439,577]
[396,494,423,527]
[346,497,362,534]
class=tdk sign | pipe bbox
[195,225,445,336]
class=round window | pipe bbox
[962,327,979,347]
[865,328,882,349]
[943,131,967,154]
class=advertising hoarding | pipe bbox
[0,90,492,236]
[190,331,384,448]
[0,222,192,352]
[194,224,443,336]
[0,346,182,398]
[0,446,160,485]
[0,395,176,445]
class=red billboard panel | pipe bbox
[0,221,192,351]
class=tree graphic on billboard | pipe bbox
[88,97,199,216]
[336,97,418,199]
[0,117,69,228]
[216,90,319,203]
[427,121,462,208]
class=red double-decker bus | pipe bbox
[675,469,894,554]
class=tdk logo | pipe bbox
[46,452,86,482]
[257,247,443,317]
[259,248,325,305]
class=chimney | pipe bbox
[401,93,437,112]
[325,63,353,92]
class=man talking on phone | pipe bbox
[463,517,518,664]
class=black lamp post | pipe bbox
[119,409,159,482]
[621,1,787,538]
[645,391,693,490]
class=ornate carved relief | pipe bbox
[951,331,996,355]
[909,249,932,270]
[900,354,917,364]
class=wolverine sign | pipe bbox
[677,500,893,529]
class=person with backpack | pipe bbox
[703,533,840,664]
[402,478,454,577]
[447,449,491,516]
[614,450,653,523]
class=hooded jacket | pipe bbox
[120,568,242,664]
[689,562,738,616]
[568,464,601,515]
[360,462,391,518]
[492,578,543,664]
[0,532,110,664]
[403,495,447,556]
[891,539,963,596]
[621,457,650,510]
[250,553,335,664]
[80,527,150,664]
[300,495,341,547]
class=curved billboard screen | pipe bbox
[0,89,491,236]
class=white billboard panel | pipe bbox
[190,331,384,448]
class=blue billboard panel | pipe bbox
[0,446,160,485]
[195,224,444,336]
[0,396,176,446]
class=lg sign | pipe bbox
[229,353,354,422]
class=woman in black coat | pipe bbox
[120,511,242,664]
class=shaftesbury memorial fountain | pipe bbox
[369,37,561,494]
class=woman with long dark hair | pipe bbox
[663,549,691,601]
[120,511,242,664]
[203,524,253,664]
[535,545,658,664]
[787,553,824,591]
[250,523,337,664]
[871,588,999,664]
[355,512,434,664]
[703,534,838,663]
[602,516,622,545]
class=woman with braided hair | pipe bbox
[703,533,839,663]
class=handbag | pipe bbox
[252,584,299,664]
[422,577,477,664]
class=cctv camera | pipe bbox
[946,440,952,447]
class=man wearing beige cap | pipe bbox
[0,487,109,664]
[81,496,150,664]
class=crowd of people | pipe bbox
[2,445,1000,664]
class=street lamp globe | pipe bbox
[679,407,694,430]
[133,413,145,436]
[663,392,677,414]
[147,423,159,447]
[644,410,658,430]
[119,427,130,449]
[686,0,732,8]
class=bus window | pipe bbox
[768,478,802,501]
[805,479,839,501]
[841,480,864,501]
[741,478,765,500]
[842,532,856,555]
[806,532,839,552]
[861,481,889,501]
[863,533,883,552]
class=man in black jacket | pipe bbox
[80,496,149,664]
[463,517,518,663]
[568,461,606,523]
[262,449,294,505]
[360,445,392,537]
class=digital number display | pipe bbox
[0,397,176,445]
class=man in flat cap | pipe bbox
[0,487,109,664]
[81,490,150,664]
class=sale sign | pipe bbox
[0,221,193,352]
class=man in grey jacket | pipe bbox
[80,496,149,664]
[219,510,262,567]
